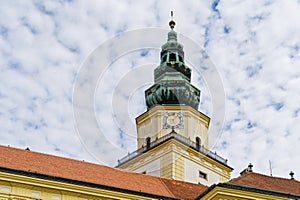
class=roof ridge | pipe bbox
[158,177,176,198]
[245,172,298,182]
[0,145,180,180]
[229,171,300,196]
[0,146,173,178]
[0,145,94,163]
[161,176,206,186]
[0,145,127,171]
[1,145,208,185]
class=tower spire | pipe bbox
[169,11,176,29]
[144,18,200,110]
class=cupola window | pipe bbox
[179,55,183,62]
[169,53,176,62]
[162,55,167,62]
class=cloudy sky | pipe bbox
[1,0,300,179]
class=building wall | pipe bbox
[136,106,210,149]
[122,143,185,181]
[159,147,184,181]
[0,180,106,200]
[118,141,178,180]
[118,139,232,185]
[0,172,160,200]
[133,158,161,176]
[184,159,219,186]
[198,186,293,200]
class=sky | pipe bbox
[0,0,300,179]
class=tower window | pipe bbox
[162,55,167,62]
[169,53,176,61]
[146,137,151,149]
[179,56,183,62]
[196,137,201,150]
[199,171,207,180]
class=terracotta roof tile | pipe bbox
[161,178,207,200]
[0,145,207,199]
[229,172,300,196]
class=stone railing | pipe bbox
[117,132,228,166]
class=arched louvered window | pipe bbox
[169,53,176,61]
[162,55,167,62]
[179,56,183,62]
[146,137,151,149]
[196,137,201,150]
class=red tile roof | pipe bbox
[0,145,207,199]
[229,172,300,196]
[161,178,207,200]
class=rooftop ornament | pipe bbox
[169,11,176,29]
[248,163,253,172]
[289,171,295,180]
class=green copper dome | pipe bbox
[145,20,201,110]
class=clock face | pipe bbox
[163,112,184,129]
[167,114,180,126]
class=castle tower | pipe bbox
[117,13,233,186]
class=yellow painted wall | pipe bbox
[200,186,293,200]
[118,139,232,185]
[136,105,210,149]
[0,172,159,200]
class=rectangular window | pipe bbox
[0,186,11,193]
[199,171,207,180]
[31,191,41,197]
[51,194,61,200]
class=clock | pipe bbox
[167,113,180,126]
[163,112,184,129]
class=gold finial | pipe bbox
[169,11,176,29]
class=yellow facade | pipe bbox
[0,171,160,200]
[198,185,295,200]
[136,105,210,149]
[118,104,231,186]
[1,170,298,200]
[118,138,232,184]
